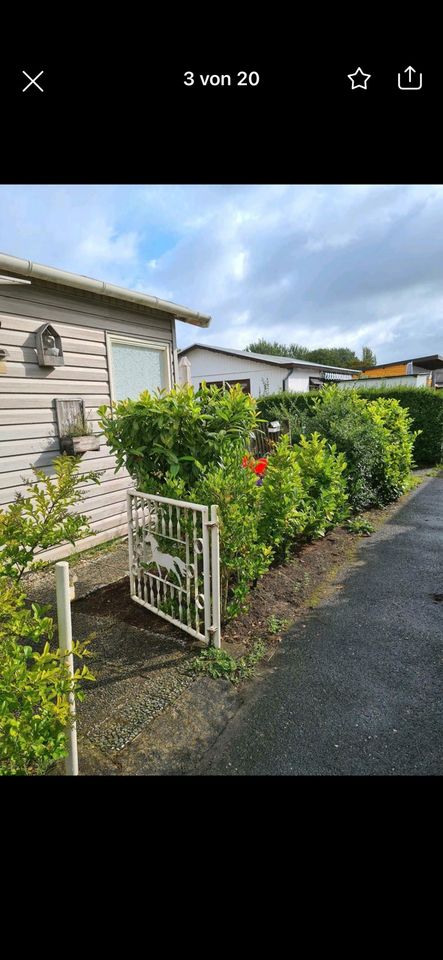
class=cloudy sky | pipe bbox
[0,184,442,363]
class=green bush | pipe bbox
[293,433,350,537]
[0,454,99,775]
[100,384,270,621]
[269,387,415,511]
[257,391,316,441]
[258,385,443,467]
[100,382,413,625]
[0,454,101,582]
[257,434,306,560]
[257,390,317,424]
[365,396,416,502]
[351,386,443,466]
[258,433,349,559]
[0,579,94,776]
[191,449,272,620]
[294,389,387,509]
[99,383,259,493]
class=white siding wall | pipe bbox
[286,371,310,392]
[182,347,288,396]
[337,374,429,390]
[181,348,339,396]
[0,281,175,561]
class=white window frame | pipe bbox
[106,333,172,403]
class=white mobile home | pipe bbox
[0,253,210,561]
[178,343,358,396]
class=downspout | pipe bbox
[282,368,293,392]
[171,321,179,386]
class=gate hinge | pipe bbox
[204,520,219,529]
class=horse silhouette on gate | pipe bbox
[143,532,192,585]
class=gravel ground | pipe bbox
[26,537,201,771]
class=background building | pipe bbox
[178,344,358,396]
[342,354,443,390]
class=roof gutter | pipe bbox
[0,252,211,328]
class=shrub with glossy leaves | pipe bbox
[259,386,420,505]
[296,387,415,510]
[191,449,272,620]
[354,386,443,466]
[258,433,349,558]
[99,383,259,493]
[258,435,306,560]
[365,396,416,502]
[0,455,101,582]
[293,433,350,537]
[0,578,94,777]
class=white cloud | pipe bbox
[231,250,248,279]
[78,221,138,263]
[0,183,442,363]
[231,310,250,326]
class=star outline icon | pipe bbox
[348,67,371,90]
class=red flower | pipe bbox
[254,458,268,476]
[241,454,268,477]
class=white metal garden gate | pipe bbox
[127,489,221,647]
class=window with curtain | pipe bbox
[108,335,171,402]
[199,378,251,393]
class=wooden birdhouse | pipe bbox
[36,323,64,367]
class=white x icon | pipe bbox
[22,70,44,93]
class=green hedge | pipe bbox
[258,386,443,466]
[257,391,316,423]
[101,384,350,621]
[347,387,443,466]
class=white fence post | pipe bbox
[55,561,79,777]
[178,356,192,385]
[210,504,221,648]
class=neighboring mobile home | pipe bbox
[343,354,443,389]
[0,253,210,561]
[178,343,358,395]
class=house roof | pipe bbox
[409,355,443,370]
[0,252,211,328]
[363,354,443,372]
[178,342,360,374]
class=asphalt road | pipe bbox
[196,476,443,776]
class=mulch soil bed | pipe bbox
[74,578,186,639]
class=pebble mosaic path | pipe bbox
[26,539,201,765]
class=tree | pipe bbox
[245,339,311,359]
[361,346,377,368]
[245,339,377,370]
[305,347,361,368]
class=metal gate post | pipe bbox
[126,489,135,597]
[202,506,212,643]
[210,504,221,648]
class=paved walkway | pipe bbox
[194,476,443,776]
